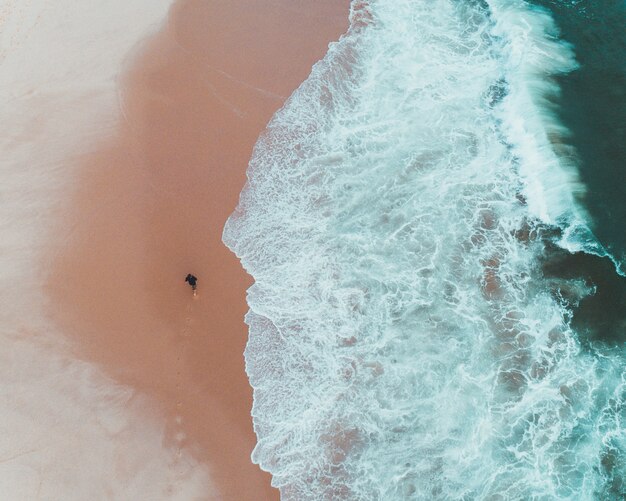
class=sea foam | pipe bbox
[224,0,625,498]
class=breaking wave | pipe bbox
[224,0,625,499]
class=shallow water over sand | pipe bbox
[225,1,625,498]
[1,0,348,498]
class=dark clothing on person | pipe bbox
[185,274,198,291]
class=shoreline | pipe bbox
[44,0,349,498]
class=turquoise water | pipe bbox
[532,0,626,260]
[530,0,626,348]
[225,0,625,498]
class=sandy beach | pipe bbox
[1,0,348,498]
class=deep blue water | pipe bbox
[529,0,626,346]
[532,0,626,258]
[225,1,626,498]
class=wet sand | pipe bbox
[45,0,349,499]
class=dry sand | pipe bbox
[0,1,211,498]
[43,0,349,499]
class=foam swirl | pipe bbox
[224,1,625,498]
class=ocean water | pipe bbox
[532,0,626,261]
[530,0,626,346]
[224,0,625,499]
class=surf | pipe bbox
[224,0,625,498]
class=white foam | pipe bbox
[487,1,625,277]
[226,0,624,498]
[488,1,583,223]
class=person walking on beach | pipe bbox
[185,273,198,296]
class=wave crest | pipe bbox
[224,0,625,498]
